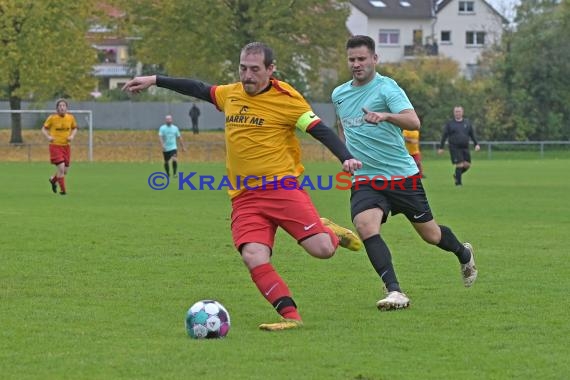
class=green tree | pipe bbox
[0,1,98,143]
[506,0,570,140]
[123,0,350,101]
[380,58,470,141]
[439,0,570,142]
[474,38,521,140]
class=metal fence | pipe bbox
[422,141,570,159]
[1,140,569,163]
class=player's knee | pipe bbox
[419,228,441,245]
[240,248,270,270]
[314,243,335,258]
[305,237,335,259]
[354,219,376,239]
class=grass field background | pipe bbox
[1,158,569,379]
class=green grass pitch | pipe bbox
[1,159,568,379]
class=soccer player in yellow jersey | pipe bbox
[41,99,78,195]
[403,129,424,178]
[123,42,363,331]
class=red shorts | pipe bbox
[230,184,328,251]
[49,144,71,166]
[411,152,421,161]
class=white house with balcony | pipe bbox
[88,3,134,94]
[347,0,437,64]
[347,0,508,77]
[91,37,132,91]
[435,0,507,77]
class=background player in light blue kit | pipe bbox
[158,115,186,177]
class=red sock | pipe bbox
[50,175,57,184]
[57,177,66,193]
[250,263,301,321]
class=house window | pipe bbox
[413,29,423,45]
[441,30,451,44]
[379,29,400,45]
[459,1,475,14]
[466,31,485,46]
[96,48,117,63]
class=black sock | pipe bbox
[164,163,170,177]
[173,161,178,175]
[436,225,471,264]
[461,166,469,173]
[363,235,401,292]
[454,167,462,184]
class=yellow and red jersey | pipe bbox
[212,79,321,198]
[403,129,420,155]
[43,113,77,146]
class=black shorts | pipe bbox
[350,174,433,224]
[163,149,177,161]
[449,146,471,164]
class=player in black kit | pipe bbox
[438,105,480,186]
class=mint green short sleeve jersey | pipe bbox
[332,73,419,179]
[159,125,181,152]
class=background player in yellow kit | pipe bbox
[403,129,424,178]
[41,99,78,195]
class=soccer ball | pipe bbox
[185,300,231,339]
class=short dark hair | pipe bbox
[241,42,275,68]
[346,35,376,54]
[55,98,68,108]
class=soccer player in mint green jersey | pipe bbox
[332,35,478,311]
[158,115,186,177]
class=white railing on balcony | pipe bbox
[93,64,130,77]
